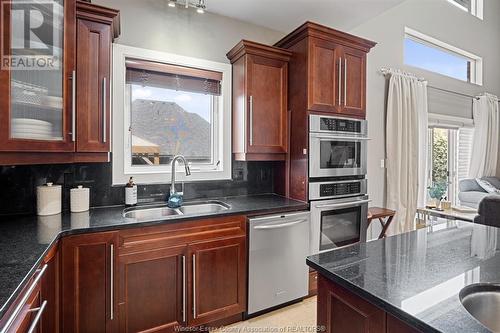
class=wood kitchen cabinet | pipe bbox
[40,243,60,333]
[0,243,59,333]
[317,275,385,333]
[0,1,119,165]
[118,245,187,333]
[61,231,119,333]
[317,275,422,333]
[308,38,342,113]
[227,40,292,161]
[308,41,367,117]
[188,236,246,326]
[277,22,374,119]
[275,22,376,201]
[117,215,247,332]
[76,1,119,153]
[0,0,76,154]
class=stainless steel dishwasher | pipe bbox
[248,211,310,315]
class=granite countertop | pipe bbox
[307,221,500,333]
[0,193,307,319]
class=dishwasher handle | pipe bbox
[253,219,308,230]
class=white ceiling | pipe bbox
[207,0,406,33]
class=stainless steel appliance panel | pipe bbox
[309,179,367,201]
[309,133,368,178]
[310,196,369,254]
[248,211,310,315]
[310,115,367,136]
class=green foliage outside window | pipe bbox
[428,128,449,200]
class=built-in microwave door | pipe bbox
[309,134,368,178]
[310,196,369,254]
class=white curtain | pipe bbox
[469,93,499,178]
[385,70,428,235]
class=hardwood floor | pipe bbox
[212,297,316,332]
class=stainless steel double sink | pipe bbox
[460,283,500,332]
[122,200,231,222]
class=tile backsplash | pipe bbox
[0,161,275,215]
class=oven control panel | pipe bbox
[320,118,361,133]
[319,182,361,197]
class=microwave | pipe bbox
[309,115,368,178]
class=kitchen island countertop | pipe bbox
[307,221,500,333]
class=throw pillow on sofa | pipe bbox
[476,178,500,194]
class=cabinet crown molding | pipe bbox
[226,40,292,64]
[76,1,120,39]
[275,21,377,53]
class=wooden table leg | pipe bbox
[377,215,394,239]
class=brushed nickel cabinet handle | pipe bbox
[182,255,186,323]
[192,254,196,318]
[249,96,254,146]
[338,58,342,106]
[0,264,48,333]
[110,244,114,320]
[344,58,347,107]
[26,300,48,333]
[71,70,76,142]
[102,77,107,143]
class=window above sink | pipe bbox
[112,44,232,185]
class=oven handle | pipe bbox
[313,136,371,141]
[316,199,371,209]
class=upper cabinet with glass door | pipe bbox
[0,0,119,164]
[0,0,75,152]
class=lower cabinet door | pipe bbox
[317,275,385,333]
[188,236,246,326]
[61,232,118,333]
[118,245,187,333]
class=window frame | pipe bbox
[427,113,475,205]
[404,27,483,85]
[447,0,484,19]
[112,44,232,185]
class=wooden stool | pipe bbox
[367,207,396,239]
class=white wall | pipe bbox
[95,0,284,63]
[348,0,500,215]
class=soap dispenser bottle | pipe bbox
[125,177,137,207]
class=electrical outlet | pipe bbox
[380,159,386,168]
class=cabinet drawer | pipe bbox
[0,265,48,333]
[118,216,246,254]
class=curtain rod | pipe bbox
[379,67,499,102]
[427,85,479,100]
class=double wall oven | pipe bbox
[309,114,370,254]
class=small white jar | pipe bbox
[70,185,90,213]
[37,183,62,216]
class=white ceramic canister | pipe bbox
[36,183,62,216]
[70,185,90,213]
